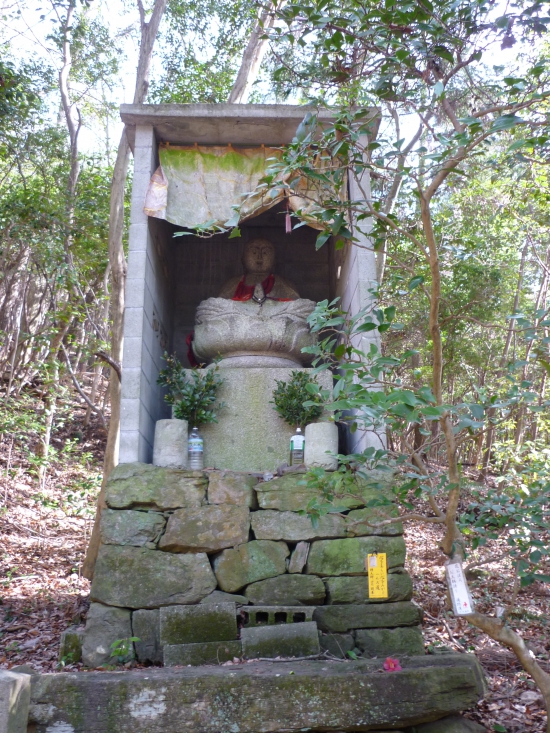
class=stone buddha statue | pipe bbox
[218,238,299,303]
[191,237,317,368]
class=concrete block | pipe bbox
[121,367,142,401]
[122,337,144,369]
[164,640,242,667]
[132,609,162,664]
[241,621,320,659]
[82,603,133,667]
[125,278,146,307]
[153,418,188,468]
[241,606,315,628]
[119,430,140,464]
[128,219,149,251]
[127,249,147,281]
[160,603,238,645]
[121,397,140,428]
[124,307,145,339]
[0,669,30,733]
[304,422,338,470]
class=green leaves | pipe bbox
[157,354,225,426]
[490,115,524,133]
[271,370,323,428]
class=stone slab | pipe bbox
[314,602,424,632]
[411,714,487,732]
[288,541,309,573]
[241,621,320,659]
[245,574,326,605]
[105,462,207,510]
[82,603,133,667]
[160,603,238,645]
[100,508,166,546]
[159,505,250,553]
[198,368,332,472]
[58,628,83,664]
[207,471,258,507]
[355,627,425,657]
[251,510,346,541]
[132,609,162,664]
[0,669,30,733]
[164,640,242,667]
[90,545,216,608]
[325,570,413,604]
[28,655,488,732]
[307,536,406,576]
[213,540,289,593]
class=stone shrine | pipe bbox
[40,104,486,733]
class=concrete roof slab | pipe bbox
[120,103,378,149]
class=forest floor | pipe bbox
[0,418,549,733]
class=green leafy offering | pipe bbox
[271,370,323,428]
[157,353,224,426]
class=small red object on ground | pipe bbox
[383,657,402,672]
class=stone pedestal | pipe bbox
[199,367,332,472]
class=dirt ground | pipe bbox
[1,421,548,733]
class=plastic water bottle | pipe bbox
[188,427,204,470]
[290,427,305,466]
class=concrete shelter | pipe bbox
[119,104,380,465]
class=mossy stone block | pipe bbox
[58,628,83,664]
[160,603,238,645]
[306,536,406,576]
[132,609,162,664]
[105,462,207,510]
[251,510,346,541]
[81,603,132,667]
[325,569,413,604]
[158,505,250,553]
[255,471,397,513]
[245,575,326,606]
[241,621,320,659]
[90,545,216,608]
[164,640,242,667]
[100,508,166,546]
[318,632,355,658]
[346,506,403,536]
[213,540,289,593]
[208,471,258,507]
[355,626,425,657]
[313,601,423,632]
[200,590,249,605]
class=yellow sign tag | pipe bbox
[366,553,388,599]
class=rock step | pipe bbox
[29,655,487,733]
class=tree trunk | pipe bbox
[83,0,167,580]
[228,2,277,103]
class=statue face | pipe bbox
[243,239,275,274]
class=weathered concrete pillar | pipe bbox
[304,422,338,470]
[153,418,188,468]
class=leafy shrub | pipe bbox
[271,370,323,428]
[157,353,224,426]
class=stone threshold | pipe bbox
[28,654,486,732]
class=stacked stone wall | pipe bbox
[81,462,424,667]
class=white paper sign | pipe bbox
[445,561,474,615]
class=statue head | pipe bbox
[242,238,275,275]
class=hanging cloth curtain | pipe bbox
[143,144,345,231]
